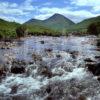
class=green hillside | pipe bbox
[25,13,75,32]
[0,14,100,38]
[0,19,20,39]
[68,16,100,32]
[43,13,75,31]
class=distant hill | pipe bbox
[0,14,100,38]
[69,16,100,32]
[25,13,75,32]
[0,18,20,38]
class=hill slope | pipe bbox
[0,19,20,38]
[25,13,75,32]
[68,16,100,32]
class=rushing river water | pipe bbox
[0,36,100,100]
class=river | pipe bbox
[0,35,100,100]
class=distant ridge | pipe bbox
[25,13,75,31]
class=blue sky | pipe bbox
[0,0,100,23]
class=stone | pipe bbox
[10,85,18,94]
[70,51,79,59]
[32,53,42,62]
[45,48,53,52]
[86,63,100,76]
[11,60,26,74]
[0,65,6,77]
[40,40,45,44]
[78,95,86,100]
[84,58,95,62]
[38,66,52,78]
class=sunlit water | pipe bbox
[0,36,100,100]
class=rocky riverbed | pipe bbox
[0,35,100,100]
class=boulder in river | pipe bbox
[70,51,79,59]
[84,58,95,63]
[86,63,100,76]
[45,48,53,52]
[32,52,42,62]
[11,60,26,74]
[40,40,45,44]
[0,64,7,77]
[38,66,52,78]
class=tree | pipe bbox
[16,25,28,38]
[87,22,100,35]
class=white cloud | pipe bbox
[93,6,100,12]
[34,13,53,20]
[0,15,25,23]
[0,0,36,16]
[36,7,99,23]
[42,2,52,6]
[71,0,100,6]
[0,0,100,23]
[19,0,35,11]
[71,0,100,14]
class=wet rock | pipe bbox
[95,56,100,59]
[28,61,34,65]
[0,65,7,77]
[78,95,86,100]
[10,85,18,94]
[11,60,26,74]
[11,66,25,74]
[38,66,52,78]
[97,39,100,46]
[56,54,61,59]
[70,51,79,59]
[45,96,53,100]
[46,86,52,94]
[40,40,45,44]
[97,76,100,81]
[86,63,100,76]
[45,48,53,52]
[12,95,29,100]
[32,53,42,62]
[84,58,95,62]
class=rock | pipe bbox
[40,40,45,44]
[70,51,79,59]
[84,58,94,62]
[46,86,51,93]
[45,48,53,52]
[45,96,52,100]
[32,53,42,62]
[10,85,18,94]
[12,95,29,100]
[0,65,6,77]
[86,63,100,76]
[11,66,25,74]
[95,56,100,59]
[97,39,100,46]
[56,54,61,58]
[97,76,100,81]
[11,60,26,74]
[38,66,52,78]
[78,95,86,100]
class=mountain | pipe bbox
[43,13,75,31]
[25,19,43,26]
[69,16,100,32]
[25,13,75,32]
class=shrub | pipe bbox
[87,22,100,35]
[16,25,28,38]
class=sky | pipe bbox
[0,0,100,23]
